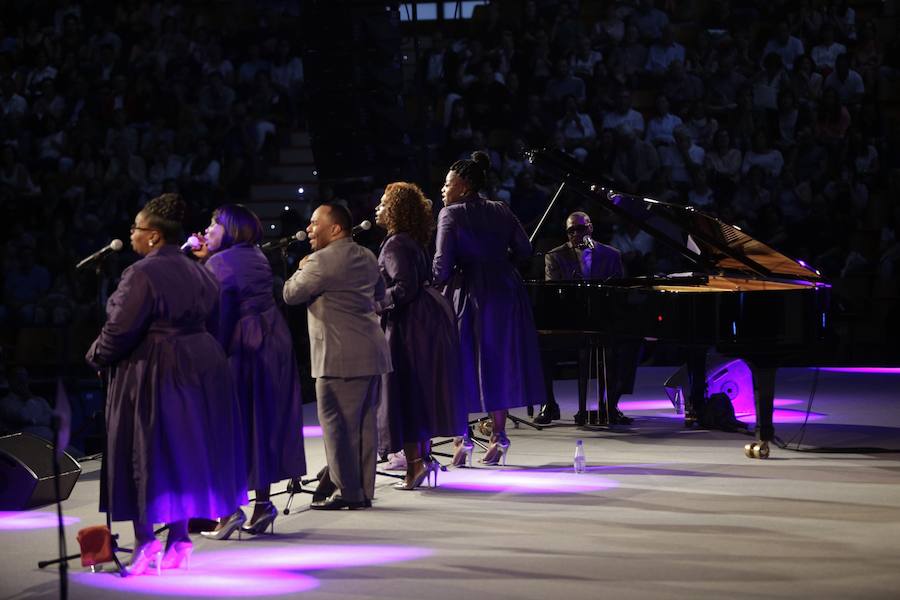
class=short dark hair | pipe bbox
[212,204,262,249]
[320,202,353,233]
[143,193,186,243]
[449,150,491,192]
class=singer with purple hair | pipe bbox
[86,193,247,574]
[191,203,306,537]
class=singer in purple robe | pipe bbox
[192,204,306,537]
[433,152,545,467]
[86,194,246,574]
[374,182,467,489]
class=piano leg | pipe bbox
[576,346,590,425]
[685,348,708,427]
[745,365,776,459]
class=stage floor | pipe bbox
[3,367,900,600]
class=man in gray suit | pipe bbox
[284,203,392,509]
[537,211,637,426]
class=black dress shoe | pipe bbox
[533,403,561,424]
[310,493,370,510]
[609,410,633,425]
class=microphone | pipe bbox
[180,235,202,252]
[76,239,123,270]
[260,230,308,252]
[582,235,595,250]
[352,220,372,234]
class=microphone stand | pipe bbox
[51,413,68,599]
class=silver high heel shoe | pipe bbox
[452,436,474,468]
[159,541,193,570]
[426,459,440,487]
[127,539,163,576]
[242,502,277,535]
[200,509,246,541]
[480,436,510,466]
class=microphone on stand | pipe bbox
[75,239,124,270]
[260,230,308,252]
[180,235,202,253]
[352,220,372,234]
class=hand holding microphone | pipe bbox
[183,233,210,261]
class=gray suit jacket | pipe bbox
[544,240,624,281]
[283,237,392,378]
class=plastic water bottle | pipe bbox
[573,440,587,474]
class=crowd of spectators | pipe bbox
[0,1,305,339]
[411,0,900,286]
[3,0,900,373]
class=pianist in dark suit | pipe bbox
[536,211,636,425]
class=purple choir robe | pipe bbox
[87,245,247,524]
[206,243,306,489]
[376,233,468,452]
[433,194,546,413]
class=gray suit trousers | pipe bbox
[316,375,378,502]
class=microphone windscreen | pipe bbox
[360,220,372,231]
[110,239,124,251]
[294,230,308,241]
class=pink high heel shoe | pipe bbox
[127,539,163,576]
[160,541,193,570]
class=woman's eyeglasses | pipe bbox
[130,225,155,233]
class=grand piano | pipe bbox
[525,149,832,458]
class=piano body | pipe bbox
[525,150,832,458]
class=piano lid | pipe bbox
[528,149,825,283]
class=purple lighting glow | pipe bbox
[73,544,431,597]
[818,367,900,374]
[619,400,673,411]
[0,511,79,530]
[302,425,323,438]
[439,468,618,493]
[200,545,432,572]
[73,569,319,597]
[646,398,827,424]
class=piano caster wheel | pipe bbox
[477,419,493,437]
[744,441,770,459]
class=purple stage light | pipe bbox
[73,544,432,596]
[649,397,826,424]
[302,425,323,438]
[438,468,618,493]
[818,367,900,374]
[737,409,827,424]
[73,569,319,597]
[199,545,432,572]
[619,400,673,411]
[0,511,79,530]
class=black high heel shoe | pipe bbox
[242,502,277,535]
[200,509,246,541]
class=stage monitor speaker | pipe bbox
[0,432,82,510]
[664,356,755,416]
